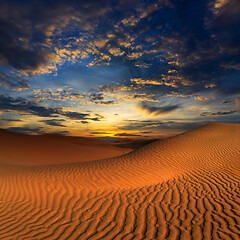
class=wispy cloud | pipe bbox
[114,133,141,137]
[40,119,66,127]
[201,110,237,117]
[135,102,180,117]
[0,94,104,121]
[0,73,30,91]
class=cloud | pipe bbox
[5,127,45,135]
[200,110,237,117]
[89,93,104,101]
[109,47,125,57]
[120,120,164,131]
[95,83,160,102]
[33,89,118,105]
[221,98,240,110]
[62,112,103,121]
[0,0,112,74]
[91,132,111,134]
[120,120,210,132]
[130,78,175,87]
[0,94,61,117]
[114,133,141,137]
[193,96,214,101]
[135,102,180,116]
[1,119,22,122]
[40,119,66,127]
[0,0,239,98]
[47,130,69,136]
[221,99,236,104]
[62,112,89,120]
[0,94,104,121]
[96,83,134,93]
[0,73,30,91]
[0,0,239,138]
[5,126,69,135]
[81,121,89,124]
[95,100,117,105]
[211,0,240,52]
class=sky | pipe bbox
[0,0,239,141]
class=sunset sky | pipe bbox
[0,0,239,140]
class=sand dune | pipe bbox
[0,123,239,239]
[0,129,132,165]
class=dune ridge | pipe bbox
[0,123,239,239]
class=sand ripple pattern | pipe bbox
[0,123,239,239]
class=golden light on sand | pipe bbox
[0,123,239,239]
[0,0,240,238]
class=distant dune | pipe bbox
[113,138,159,150]
[0,129,133,165]
[0,123,239,239]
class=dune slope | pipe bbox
[0,123,239,239]
[0,129,132,165]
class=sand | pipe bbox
[0,123,239,239]
[0,129,132,165]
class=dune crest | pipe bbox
[0,123,239,239]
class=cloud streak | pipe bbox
[201,110,237,117]
[0,94,104,121]
[0,73,30,91]
[40,119,66,127]
[135,102,180,117]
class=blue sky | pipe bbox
[0,0,239,140]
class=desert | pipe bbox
[0,123,239,239]
[1,0,240,239]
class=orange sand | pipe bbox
[0,123,239,239]
[0,129,132,165]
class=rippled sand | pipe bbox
[0,123,239,239]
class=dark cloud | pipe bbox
[90,93,104,101]
[0,0,112,73]
[95,100,117,105]
[45,131,69,136]
[63,112,89,120]
[120,120,209,132]
[85,92,117,105]
[1,0,239,96]
[0,94,61,117]
[40,119,66,127]
[1,118,22,122]
[5,126,45,135]
[90,117,100,121]
[4,126,69,135]
[0,0,239,136]
[210,0,240,53]
[91,132,111,134]
[58,111,103,121]
[0,0,239,94]
[200,110,237,117]
[215,79,240,96]
[120,121,164,131]
[136,101,180,116]
[114,133,141,137]
[32,89,118,105]
[90,136,122,142]
[81,121,89,124]
[98,0,240,96]
[0,73,30,91]
[221,98,239,104]
[0,94,104,121]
